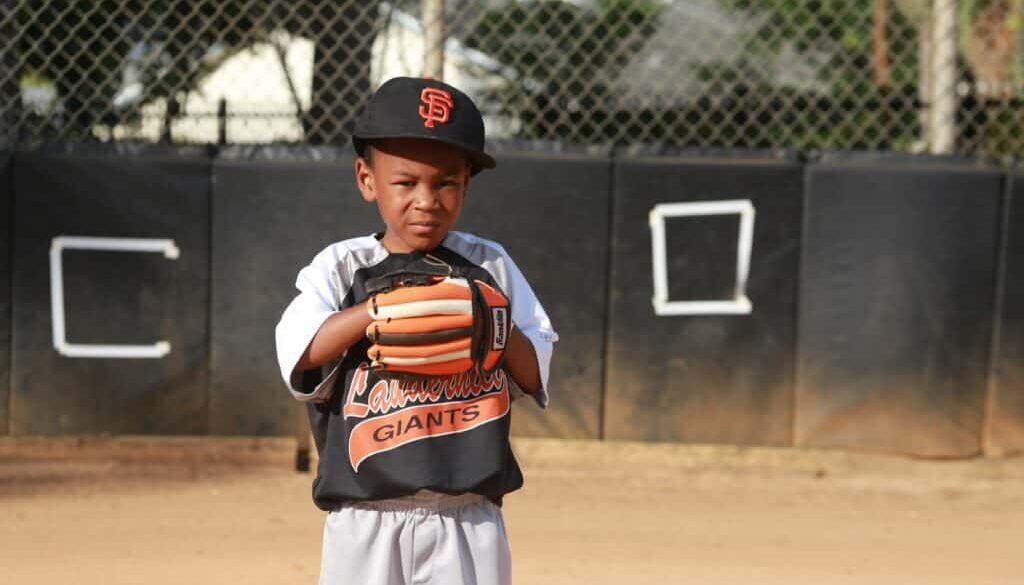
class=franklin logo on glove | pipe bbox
[491,307,508,351]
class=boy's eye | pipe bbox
[393,180,415,187]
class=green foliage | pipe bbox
[13,0,275,139]
[717,0,925,149]
[463,0,662,141]
[11,0,373,143]
[464,0,926,148]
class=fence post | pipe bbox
[161,96,180,144]
[929,0,957,154]
[217,98,227,146]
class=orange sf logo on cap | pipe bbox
[419,87,454,128]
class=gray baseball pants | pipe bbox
[318,491,511,585]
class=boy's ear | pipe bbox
[355,157,376,203]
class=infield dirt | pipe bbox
[2,437,1023,584]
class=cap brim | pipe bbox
[353,134,496,175]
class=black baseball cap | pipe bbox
[352,76,496,174]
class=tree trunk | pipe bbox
[873,0,893,88]
[918,13,933,146]
[422,0,445,79]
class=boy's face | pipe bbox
[355,138,471,253]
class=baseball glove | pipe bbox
[364,256,511,378]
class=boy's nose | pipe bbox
[413,188,442,210]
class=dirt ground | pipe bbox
[2,437,1023,585]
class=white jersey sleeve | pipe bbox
[275,236,385,402]
[444,231,559,408]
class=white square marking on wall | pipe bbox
[648,200,755,316]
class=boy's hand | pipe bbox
[366,277,511,378]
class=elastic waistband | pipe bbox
[339,490,491,513]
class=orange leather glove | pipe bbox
[366,276,511,378]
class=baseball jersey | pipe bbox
[275,231,557,510]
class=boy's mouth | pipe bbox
[408,221,441,235]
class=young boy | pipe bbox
[275,76,557,585]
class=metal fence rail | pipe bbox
[1,1,1022,157]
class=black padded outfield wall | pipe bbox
[461,151,611,439]
[605,154,802,445]
[796,159,1003,457]
[10,151,211,435]
[988,166,1024,455]
[209,149,381,435]
[0,151,11,433]
[5,147,1024,459]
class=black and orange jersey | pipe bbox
[275,231,557,510]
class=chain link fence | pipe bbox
[2,1,1022,157]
